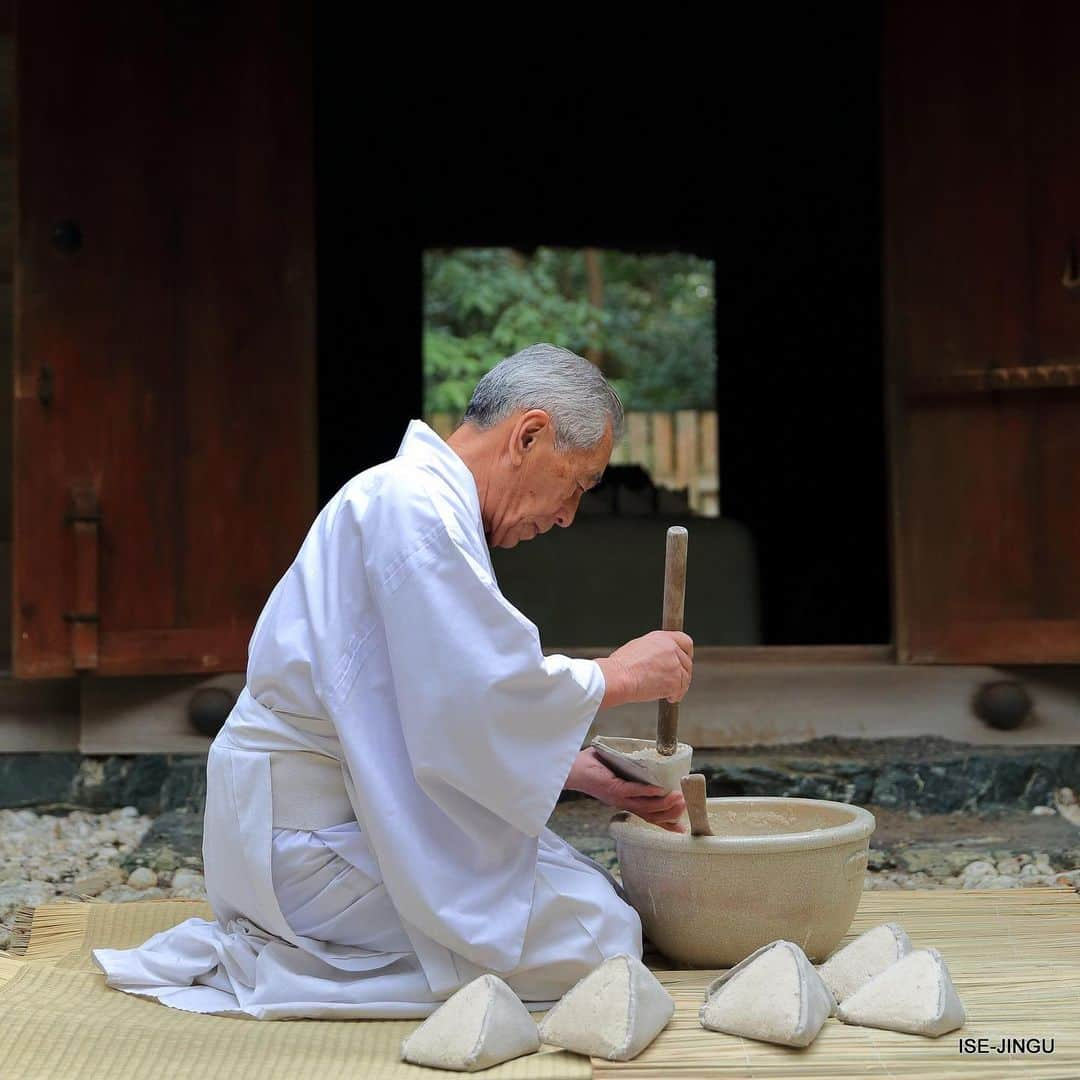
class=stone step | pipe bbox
[692,736,1080,813]
[2,737,1079,817]
[0,753,207,815]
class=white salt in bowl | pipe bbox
[610,796,875,967]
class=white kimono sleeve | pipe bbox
[375,521,604,839]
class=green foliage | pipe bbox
[423,247,716,415]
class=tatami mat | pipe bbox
[2,898,586,1080]
[597,887,1080,1079]
[5,887,1080,1078]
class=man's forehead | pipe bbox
[589,432,614,478]
[564,430,612,483]
[562,452,605,488]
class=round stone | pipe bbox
[188,687,237,737]
[170,869,205,892]
[971,680,1032,730]
[975,875,1020,889]
[127,867,158,890]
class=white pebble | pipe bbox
[170,869,205,892]
[99,884,165,903]
[1031,805,1056,816]
[972,875,1019,889]
[73,867,124,897]
[127,867,158,890]
[0,880,53,920]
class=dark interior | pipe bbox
[313,11,889,646]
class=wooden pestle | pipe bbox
[656,525,688,756]
[680,774,713,836]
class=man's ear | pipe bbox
[510,410,551,463]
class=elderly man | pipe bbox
[93,343,694,1019]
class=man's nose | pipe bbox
[554,498,579,529]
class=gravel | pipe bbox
[863,851,1080,891]
[0,807,207,949]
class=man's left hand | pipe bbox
[564,748,687,832]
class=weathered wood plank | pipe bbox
[13,3,315,678]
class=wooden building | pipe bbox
[1,2,1079,753]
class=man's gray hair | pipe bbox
[462,343,624,451]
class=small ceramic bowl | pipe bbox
[590,736,693,792]
[610,796,875,967]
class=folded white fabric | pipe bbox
[836,947,966,1037]
[818,922,913,1005]
[699,940,835,1048]
[538,954,674,1061]
[400,974,540,1072]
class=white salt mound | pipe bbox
[538,954,674,1061]
[400,974,540,1072]
[818,922,913,1005]
[699,939,835,1048]
[836,948,966,1037]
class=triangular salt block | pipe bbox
[538,954,674,1061]
[818,922,913,1004]
[836,948,966,1037]
[401,974,540,1072]
[699,939,834,1048]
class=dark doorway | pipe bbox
[313,11,888,646]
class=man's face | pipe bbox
[487,412,613,549]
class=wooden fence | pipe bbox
[426,410,719,517]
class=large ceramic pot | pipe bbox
[610,796,875,967]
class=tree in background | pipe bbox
[423,247,716,415]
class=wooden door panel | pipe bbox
[886,0,1080,663]
[1038,395,1080,618]
[1026,17,1080,364]
[900,396,1080,662]
[903,403,1037,629]
[885,1,1029,382]
[13,2,315,677]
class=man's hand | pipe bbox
[595,630,693,709]
[564,748,687,832]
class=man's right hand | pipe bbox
[595,630,694,710]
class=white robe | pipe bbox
[92,420,642,1019]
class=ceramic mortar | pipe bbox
[610,796,875,967]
